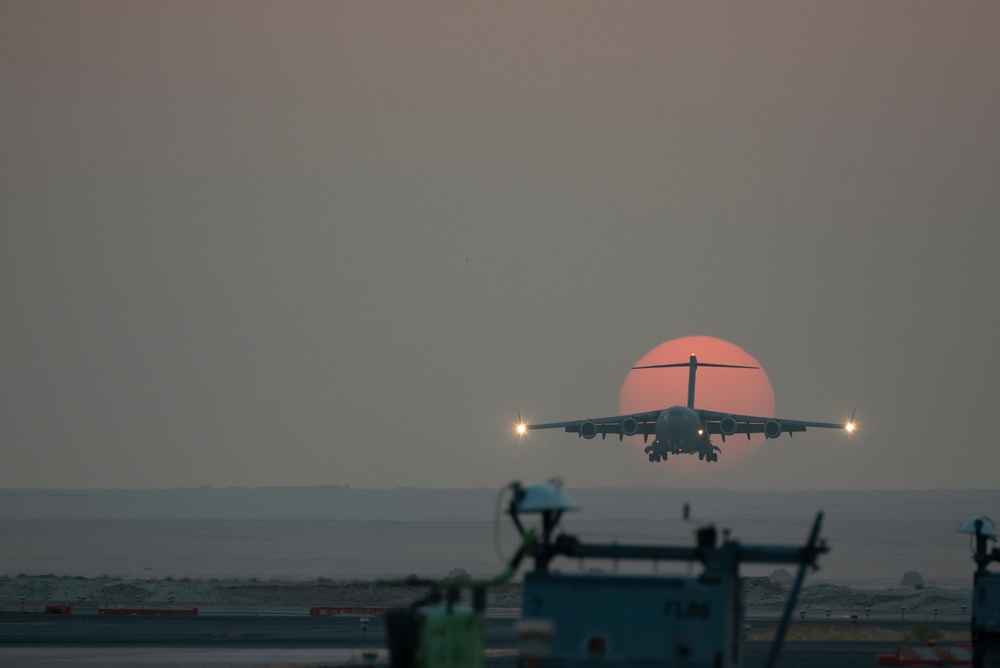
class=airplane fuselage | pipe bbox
[645,406,718,462]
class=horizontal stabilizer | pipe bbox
[632,355,758,408]
[632,362,757,370]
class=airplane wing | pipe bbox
[698,409,846,437]
[528,410,661,440]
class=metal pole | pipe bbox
[764,512,824,668]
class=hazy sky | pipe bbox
[2,2,998,490]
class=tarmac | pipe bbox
[0,611,972,667]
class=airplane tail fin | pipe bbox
[632,354,757,408]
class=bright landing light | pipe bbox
[516,423,527,435]
[845,422,856,433]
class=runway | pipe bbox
[0,612,970,667]
[0,613,512,648]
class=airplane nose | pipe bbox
[663,421,683,444]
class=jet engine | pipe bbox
[620,416,638,437]
[719,415,738,436]
[580,420,598,439]
[764,419,783,439]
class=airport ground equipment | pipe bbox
[382,526,535,668]
[509,479,828,668]
[961,516,1000,668]
[383,577,490,668]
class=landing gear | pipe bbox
[648,452,656,462]
[707,453,718,463]
[698,452,705,461]
[643,445,653,455]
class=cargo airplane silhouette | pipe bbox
[517,355,853,463]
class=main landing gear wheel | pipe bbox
[648,453,656,462]
[698,452,705,461]
[643,445,653,455]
